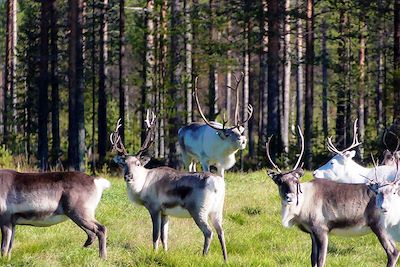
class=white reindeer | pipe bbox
[267,128,399,267]
[313,120,397,183]
[178,75,253,177]
[0,170,110,258]
[111,111,228,262]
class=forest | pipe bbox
[0,0,399,172]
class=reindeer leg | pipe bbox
[67,212,107,259]
[1,224,13,258]
[83,229,97,247]
[210,212,227,262]
[313,230,328,267]
[200,161,210,173]
[6,224,15,258]
[310,233,318,267]
[161,215,169,251]
[191,212,213,256]
[371,225,399,267]
[149,210,161,251]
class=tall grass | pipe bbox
[0,171,389,266]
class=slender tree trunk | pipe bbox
[3,0,17,146]
[38,0,50,171]
[267,0,280,160]
[243,0,252,157]
[168,0,184,167]
[296,0,304,132]
[226,19,232,121]
[281,0,291,158]
[185,0,193,123]
[304,0,314,169]
[68,0,85,171]
[321,17,328,139]
[336,7,348,150]
[208,0,218,120]
[394,0,400,118]
[258,0,268,158]
[142,0,155,143]
[98,0,108,165]
[50,1,60,167]
[119,0,126,142]
[358,8,366,159]
[91,0,97,171]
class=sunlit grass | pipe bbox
[0,171,390,266]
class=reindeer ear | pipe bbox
[344,150,356,159]
[267,170,281,185]
[139,156,151,166]
[113,155,126,167]
[293,168,304,180]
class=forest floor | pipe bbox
[0,171,389,266]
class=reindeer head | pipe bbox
[193,74,253,151]
[313,120,362,181]
[111,110,156,182]
[381,130,400,167]
[266,126,305,206]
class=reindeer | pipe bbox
[111,110,228,262]
[267,128,399,267]
[0,170,110,259]
[313,120,397,183]
[178,74,253,177]
[381,130,400,166]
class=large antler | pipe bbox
[327,119,362,155]
[383,130,400,153]
[266,136,282,173]
[193,77,238,131]
[136,109,157,157]
[293,126,305,170]
[110,118,128,155]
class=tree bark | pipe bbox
[185,0,193,124]
[50,1,60,167]
[208,0,218,120]
[258,0,268,158]
[304,0,314,169]
[98,0,108,165]
[321,16,328,139]
[168,0,185,167]
[296,0,304,133]
[358,3,366,159]
[394,0,400,118]
[267,0,281,161]
[38,0,50,171]
[68,0,85,171]
[119,0,126,142]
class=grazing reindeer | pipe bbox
[267,127,399,267]
[178,74,253,177]
[111,110,227,262]
[313,120,397,183]
[0,170,110,258]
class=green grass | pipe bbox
[0,171,390,266]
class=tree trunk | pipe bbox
[335,7,348,150]
[304,0,314,169]
[98,0,108,165]
[394,0,400,118]
[243,0,252,157]
[267,0,281,161]
[38,0,50,171]
[208,0,218,120]
[168,0,185,167]
[258,0,268,158]
[296,0,304,133]
[358,4,366,159]
[185,0,193,124]
[50,0,60,167]
[321,16,328,139]
[3,0,17,146]
[119,0,126,142]
[68,0,85,171]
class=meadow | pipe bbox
[0,171,390,267]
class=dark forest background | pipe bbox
[1,0,400,173]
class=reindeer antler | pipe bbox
[293,126,305,170]
[136,109,157,157]
[110,118,128,155]
[266,136,282,173]
[327,119,362,155]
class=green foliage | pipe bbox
[0,145,14,168]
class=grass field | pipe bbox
[0,171,391,266]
